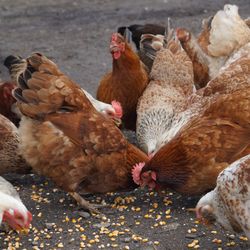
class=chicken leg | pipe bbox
[69,192,106,214]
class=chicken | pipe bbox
[196,154,250,237]
[5,53,148,212]
[133,86,250,195]
[118,24,165,50]
[136,31,195,155]
[177,5,250,87]
[81,89,122,126]
[191,5,250,80]
[0,176,32,231]
[97,33,149,130]
[0,81,20,126]
[0,114,31,175]
[176,27,210,89]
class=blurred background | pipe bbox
[0,0,249,94]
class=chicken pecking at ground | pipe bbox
[133,86,250,195]
[133,31,250,194]
[5,53,148,212]
[196,154,250,238]
[97,32,149,130]
[0,81,20,126]
[0,114,31,175]
[136,30,195,156]
[0,176,32,231]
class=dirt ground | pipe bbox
[0,0,250,249]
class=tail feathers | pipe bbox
[5,53,86,119]
[117,24,166,50]
[4,55,27,85]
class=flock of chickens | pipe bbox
[0,3,250,241]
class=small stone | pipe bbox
[163,222,180,231]
[78,211,91,219]
[228,234,235,240]
[121,237,131,243]
[185,233,198,239]
[45,223,53,230]
[93,222,111,229]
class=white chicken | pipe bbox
[0,176,32,231]
[204,4,250,79]
[81,89,122,124]
[196,154,250,237]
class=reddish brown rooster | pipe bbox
[5,53,148,212]
[97,33,149,130]
[0,81,20,126]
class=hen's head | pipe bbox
[103,100,123,126]
[195,191,217,226]
[110,33,126,59]
[132,162,157,190]
[3,208,32,232]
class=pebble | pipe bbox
[185,233,198,239]
[163,222,180,231]
[93,222,111,229]
[228,234,236,240]
[121,237,131,243]
[45,223,53,230]
[77,211,91,219]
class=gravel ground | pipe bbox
[0,0,250,249]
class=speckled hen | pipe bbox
[136,32,195,155]
[196,154,250,238]
[0,114,30,175]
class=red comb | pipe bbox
[111,33,119,42]
[111,100,123,118]
[132,162,145,185]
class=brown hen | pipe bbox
[5,53,148,212]
[133,88,250,195]
[132,39,250,194]
[97,33,149,130]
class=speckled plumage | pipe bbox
[136,38,194,154]
[0,114,30,175]
[196,154,250,237]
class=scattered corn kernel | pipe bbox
[57,243,64,248]
[165,209,171,215]
[212,239,222,244]
[239,236,248,241]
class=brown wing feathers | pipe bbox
[4,53,90,119]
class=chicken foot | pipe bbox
[69,192,107,214]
